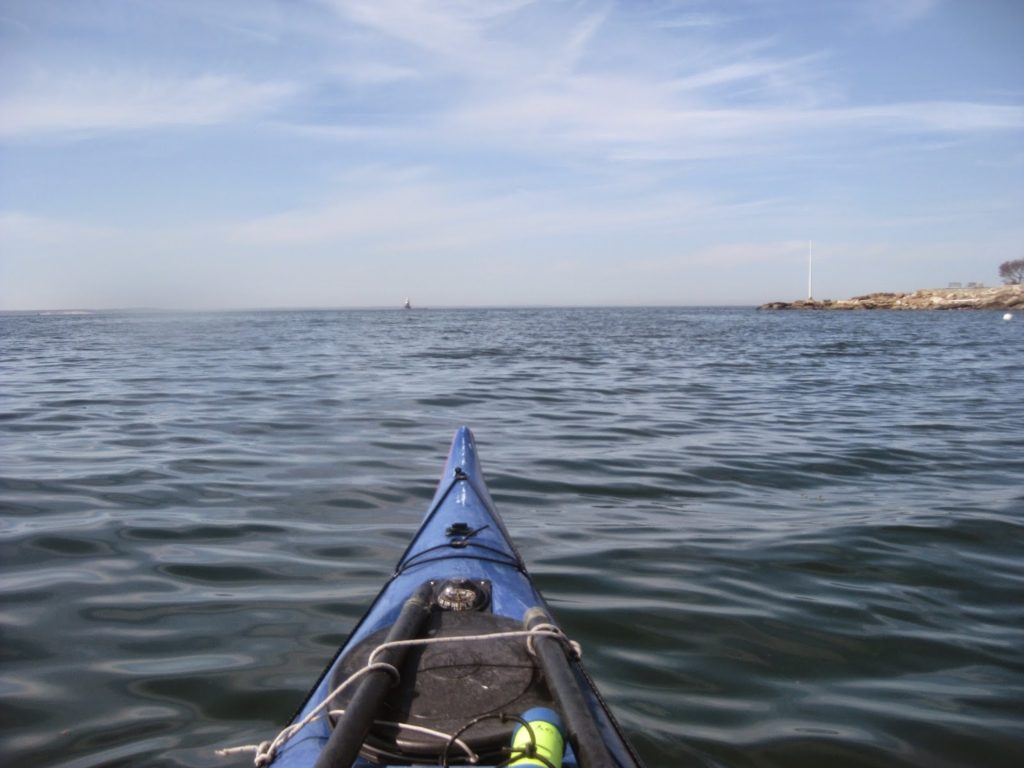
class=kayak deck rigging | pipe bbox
[220,427,646,768]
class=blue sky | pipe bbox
[1,0,1022,309]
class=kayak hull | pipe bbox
[268,427,644,768]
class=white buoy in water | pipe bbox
[1004,313,1014,321]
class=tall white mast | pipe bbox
[807,240,813,300]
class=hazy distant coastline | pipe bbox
[760,285,1023,311]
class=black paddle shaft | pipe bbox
[313,582,435,768]
[524,608,617,768]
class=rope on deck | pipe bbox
[215,625,580,767]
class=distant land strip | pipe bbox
[760,285,1023,311]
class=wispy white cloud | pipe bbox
[0,72,298,138]
[448,76,1024,163]
[8,0,1003,161]
[861,0,939,29]
[331,61,422,85]
[654,12,735,30]
[977,152,1024,169]
[144,0,289,43]
[0,212,120,243]
[322,0,533,63]
[271,122,409,143]
[685,240,811,268]
[546,6,611,78]
[826,101,1024,132]
[672,59,790,93]
[291,2,1019,166]
[225,166,717,254]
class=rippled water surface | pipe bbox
[2,307,1022,768]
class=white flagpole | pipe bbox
[808,240,813,299]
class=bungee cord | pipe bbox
[216,624,580,767]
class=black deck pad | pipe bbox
[328,610,555,763]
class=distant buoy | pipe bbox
[1003,313,1013,321]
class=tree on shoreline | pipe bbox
[999,259,1024,285]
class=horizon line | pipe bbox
[0,301,763,314]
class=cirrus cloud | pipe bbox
[0,72,298,139]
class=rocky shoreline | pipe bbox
[760,285,1023,311]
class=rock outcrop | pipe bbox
[760,285,1024,311]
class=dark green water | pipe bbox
[1,307,1022,767]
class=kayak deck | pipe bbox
[257,427,644,768]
